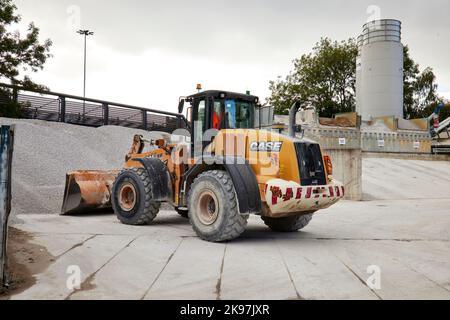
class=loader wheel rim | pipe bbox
[119,182,137,212]
[197,190,219,225]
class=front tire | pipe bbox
[188,170,248,242]
[262,213,314,232]
[111,167,161,225]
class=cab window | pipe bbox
[225,99,254,129]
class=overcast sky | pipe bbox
[12,0,450,112]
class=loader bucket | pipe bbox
[61,170,120,215]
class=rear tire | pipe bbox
[111,167,160,225]
[262,213,314,232]
[188,170,248,242]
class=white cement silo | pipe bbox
[355,34,363,116]
[356,19,404,121]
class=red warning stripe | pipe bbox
[284,188,293,202]
[267,183,344,207]
[305,187,312,199]
[335,186,341,197]
[296,187,302,199]
[329,186,334,197]
[272,194,278,205]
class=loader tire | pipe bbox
[262,213,314,232]
[112,167,160,225]
[188,170,248,242]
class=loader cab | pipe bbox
[179,90,260,156]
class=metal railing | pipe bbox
[0,84,190,133]
[357,19,402,51]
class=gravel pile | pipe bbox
[0,118,169,215]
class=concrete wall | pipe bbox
[296,127,363,201]
[361,129,431,153]
[299,126,363,201]
[323,148,362,201]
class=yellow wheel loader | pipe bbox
[61,90,344,242]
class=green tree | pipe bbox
[412,67,438,117]
[403,46,439,119]
[268,38,358,117]
[0,0,52,117]
[403,45,419,118]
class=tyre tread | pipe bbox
[262,213,313,232]
[112,167,160,225]
[188,170,248,242]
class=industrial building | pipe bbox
[273,19,450,202]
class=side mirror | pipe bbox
[178,99,185,114]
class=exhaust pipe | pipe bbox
[289,101,301,137]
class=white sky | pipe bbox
[12,0,450,112]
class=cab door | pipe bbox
[192,97,207,158]
[192,95,225,158]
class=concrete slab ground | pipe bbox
[6,197,450,300]
[4,157,450,300]
[362,156,450,200]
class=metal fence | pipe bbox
[0,84,189,133]
[0,125,14,289]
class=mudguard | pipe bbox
[183,156,261,215]
[132,157,172,201]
